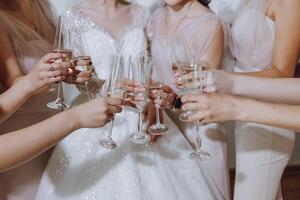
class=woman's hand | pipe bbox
[175,69,235,95]
[23,53,70,94]
[122,78,145,107]
[149,82,177,109]
[64,58,93,84]
[142,102,162,143]
[181,93,242,124]
[203,70,235,94]
[72,97,123,128]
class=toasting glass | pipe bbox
[171,38,211,161]
[47,16,72,110]
[99,55,124,149]
[129,56,153,145]
[73,55,93,100]
[180,62,211,161]
[170,37,197,120]
[148,83,169,135]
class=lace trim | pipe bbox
[65,6,148,46]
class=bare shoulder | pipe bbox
[192,1,211,16]
[271,0,300,16]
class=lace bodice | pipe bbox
[63,7,148,80]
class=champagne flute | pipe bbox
[170,37,197,120]
[129,55,152,145]
[177,60,199,121]
[148,83,169,135]
[47,16,72,110]
[169,37,193,96]
[73,55,93,100]
[181,62,211,161]
[99,55,124,149]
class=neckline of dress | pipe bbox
[71,7,141,48]
[158,8,214,38]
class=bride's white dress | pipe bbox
[35,6,223,200]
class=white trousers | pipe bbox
[233,122,295,200]
[167,110,230,200]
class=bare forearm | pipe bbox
[237,98,300,132]
[0,78,32,123]
[0,110,79,171]
[233,74,300,104]
[239,67,294,78]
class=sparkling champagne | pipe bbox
[52,49,73,62]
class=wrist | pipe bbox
[231,96,244,121]
[234,97,253,122]
[16,77,34,98]
[22,76,36,95]
[65,108,81,130]
[231,73,241,95]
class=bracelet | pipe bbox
[173,96,182,109]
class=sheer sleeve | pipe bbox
[62,10,103,96]
[192,15,224,68]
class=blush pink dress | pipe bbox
[216,0,296,199]
[0,1,58,200]
[231,1,295,199]
[151,4,230,200]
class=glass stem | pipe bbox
[107,119,114,139]
[57,81,62,100]
[138,110,143,136]
[58,81,65,111]
[155,104,161,125]
[85,82,91,101]
[194,121,202,152]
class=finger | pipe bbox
[123,99,136,107]
[75,77,90,83]
[123,78,140,87]
[47,62,69,72]
[162,85,173,94]
[108,105,123,114]
[181,102,208,111]
[47,76,65,84]
[78,69,93,76]
[76,59,90,66]
[106,112,115,122]
[106,97,123,106]
[77,71,92,79]
[153,90,169,100]
[155,99,171,107]
[41,53,64,63]
[203,85,217,94]
[124,85,135,93]
[124,85,145,93]
[188,111,211,123]
[181,94,204,103]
